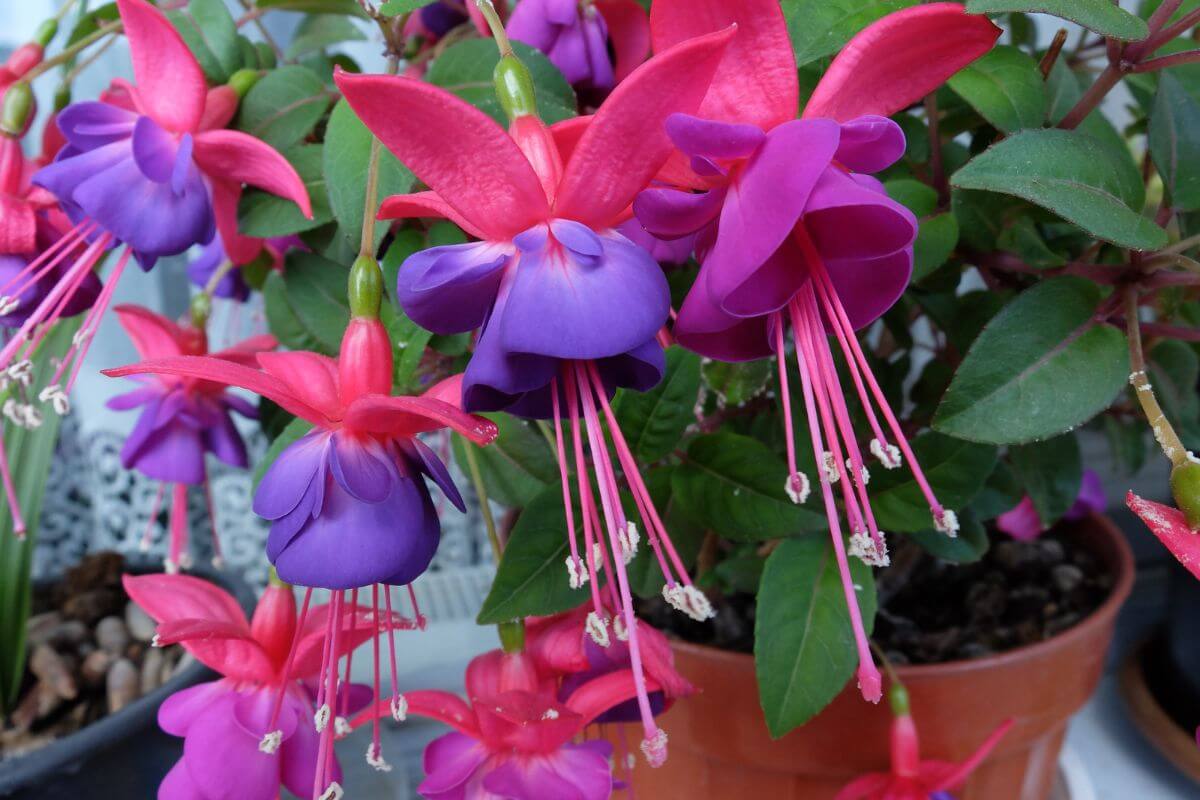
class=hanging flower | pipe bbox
[507,0,649,93]
[1128,491,1200,580]
[835,684,1013,800]
[0,0,310,449]
[335,27,732,765]
[186,234,305,302]
[633,0,999,703]
[997,469,1105,541]
[354,648,655,800]
[123,573,382,800]
[106,304,274,569]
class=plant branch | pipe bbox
[1132,49,1200,72]
[1039,28,1068,78]
[20,20,122,83]
[1125,290,1189,467]
[358,55,400,256]
[1059,61,1123,129]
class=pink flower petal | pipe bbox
[1128,492,1200,580]
[342,394,498,445]
[113,304,190,360]
[154,618,276,682]
[335,69,550,241]
[199,86,238,132]
[0,195,36,254]
[123,573,247,627]
[353,690,480,737]
[256,351,342,422]
[555,25,735,229]
[996,496,1042,542]
[210,334,278,367]
[210,180,265,266]
[378,190,489,240]
[192,130,312,219]
[564,668,663,727]
[804,3,1001,122]
[116,0,206,133]
[596,0,651,82]
[650,0,798,131]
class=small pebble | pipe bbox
[125,602,157,643]
[106,658,139,712]
[96,616,130,656]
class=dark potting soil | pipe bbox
[642,531,1113,665]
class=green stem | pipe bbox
[474,0,514,57]
[463,440,503,562]
[1126,290,1189,467]
[358,55,399,257]
[1058,61,1122,129]
[20,20,122,83]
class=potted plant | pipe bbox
[2,0,1200,798]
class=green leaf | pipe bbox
[286,14,367,58]
[965,0,1149,40]
[971,460,1025,519]
[868,432,997,533]
[615,347,700,463]
[1150,73,1200,212]
[379,0,436,14]
[701,359,772,407]
[947,46,1047,133]
[1009,434,1082,526]
[754,535,877,737]
[381,304,433,393]
[66,3,119,46]
[913,213,960,282]
[1,320,79,711]
[257,0,367,15]
[263,252,350,355]
[908,509,990,563]
[427,40,577,125]
[168,0,242,82]
[673,432,826,541]
[238,65,332,150]
[781,0,919,67]
[933,277,1130,444]
[477,487,588,624]
[323,99,415,248]
[253,417,314,492]
[452,416,558,508]
[951,128,1167,250]
[626,468,706,598]
[239,145,333,236]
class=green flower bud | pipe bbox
[33,19,58,48]
[348,254,384,319]
[189,292,212,328]
[494,54,538,122]
[228,68,261,99]
[1170,460,1200,530]
[498,620,526,654]
[1,83,34,136]
[888,683,910,716]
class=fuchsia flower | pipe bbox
[406,0,503,41]
[0,0,309,475]
[508,0,649,93]
[997,469,1105,542]
[355,648,657,800]
[635,0,999,703]
[335,26,734,766]
[835,686,1013,800]
[107,305,275,569]
[186,234,305,302]
[1127,491,1200,580]
[123,573,386,800]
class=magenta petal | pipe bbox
[420,732,489,800]
[705,119,839,317]
[804,168,917,261]
[835,116,906,174]
[233,687,299,740]
[674,277,773,361]
[482,743,614,800]
[617,219,696,264]
[159,681,229,737]
[633,185,725,240]
[824,249,912,332]
[664,113,765,159]
[996,496,1042,542]
[182,694,280,800]
[1066,470,1106,520]
[279,699,332,799]
[159,759,206,800]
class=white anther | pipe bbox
[585,611,610,647]
[846,459,870,485]
[366,742,392,772]
[662,584,688,616]
[682,585,715,622]
[7,360,32,386]
[318,782,344,800]
[640,728,669,768]
[39,385,70,415]
[71,327,92,347]
[618,521,639,563]
[612,614,629,642]
[314,704,331,732]
[21,404,42,428]
[150,634,162,648]
[848,531,890,568]
[591,542,603,565]
[163,558,179,575]
[870,439,902,469]
[566,555,587,589]
[934,508,959,538]
[258,730,283,754]
[334,716,351,738]
[625,753,637,770]
[0,296,19,316]
[822,452,841,483]
[541,708,560,720]
[211,556,224,570]
[178,552,194,570]
[3,398,21,426]
[138,539,152,553]
[391,694,408,722]
[785,472,810,505]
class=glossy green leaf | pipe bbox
[966,0,1148,39]
[286,14,366,58]
[913,213,960,282]
[452,415,558,508]
[947,46,1046,133]
[933,277,1129,444]
[701,359,772,407]
[380,0,437,14]
[323,99,415,248]
[755,535,876,737]
[626,467,706,598]
[868,432,997,533]
[1009,433,1082,526]
[428,40,577,125]
[907,509,989,563]
[615,347,700,463]
[781,0,919,67]
[951,129,1167,250]
[1150,73,1200,212]
[673,432,826,541]
[239,145,334,236]
[168,0,242,82]
[238,65,332,150]
[477,487,587,624]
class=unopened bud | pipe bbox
[228,68,261,99]
[888,683,910,716]
[494,54,538,122]
[1171,459,1200,530]
[2,83,34,137]
[33,19,58,48]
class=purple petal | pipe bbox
[132,115,181,184]
[835,116,906,174]
[182,693,281,800]
[674,278,774,362]
[253,431,330,521]
[329,433,397,504]
[482,744,614,800]
[617,219,696,265]
[202,403,250,469]
[54,101,138,150]
[804,168,917,262]
[633,186,725,240]
[549,219,603,258]
[187,239,250,301]
[664,113,765,160]
[408,438,465,513]
[824,249,913,332]
[159,681,229,737]
[397,241,511,335]
[121,413,207,485]
[420,732,489,800]
[159,759,207,800]
[580,6,614,91]
[1065,469,1106,520]
[594,338,665,394]
[106,385,161,412]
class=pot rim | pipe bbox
[669,511,1135,677]
[0,557,255,791]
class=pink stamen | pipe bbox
[550,377,585,586]
[384,588,402,714]
[0,221,94,300]
[168,483,188,570]
[55,247,133,395]
[773,320,803,491]
[315,590,344,799]
[337,588,359,733]
[406,583,425,630]
[202,477,224,567]
[371,584,383,757]
[566,370,608,622]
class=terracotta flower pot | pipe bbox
[619,513,1134,799]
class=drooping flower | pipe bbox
[507,0,649,94]
[123,573,383,800]
[997,469,1105,542]
[335,27,733,765]
[635,0,999,703]
[835,684,1013,800]
[406,0,503,41]
[106,304,274,569]
[1128,491,1200,580]
[354,648,655,800]
[186,234,304,302]
[0,0,309,443]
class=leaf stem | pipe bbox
[1058,61,1123,129]
[20,20,122,83]
[358,55,400,257]
[463,439,503,562]
[1039,28,1068,79]
[1132,49,1200,72]
[924,93,947,205]
[1125,290,1189,467]
[474,0,513,57]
